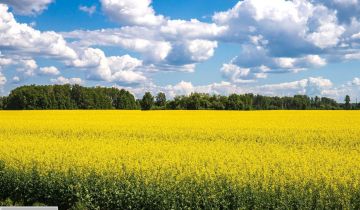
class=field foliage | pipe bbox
[1,111,360,209]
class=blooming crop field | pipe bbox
[1,111,360,209]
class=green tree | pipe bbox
[141,92,154,110]
[114,89,137,109]
[155,92,167,108]
[226,94,243,110]
[345,95,351,110]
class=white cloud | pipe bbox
[187,40,218,62]
[51,76,83,85]
[0,57,12,67]
[168,81,194,96]
[211,0,348,81]
[305,5,345,49]
[0,4,78,60]
[349,77,360,86]
[124,77,334,99]
[62,28,172,62]
[17,59,38,76]
[221,64,255,84]
[241,76,332,97]
[79,5,96,15]
[100,0,164,26]
[0,0,53,15]
[344,52,360,60]
[312,0,360,23]
[160,19,227,39]
[117,76,359,102]
[0,72,6,86]
[65,1,225,69]
[12,76,20,83]
[39,66,60,75]
[72,48,146,85]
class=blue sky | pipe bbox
[1,0,360,101]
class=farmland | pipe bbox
[1,111,360,209]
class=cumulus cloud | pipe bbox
[0,57,13,69]
[0,4,150,86]
[62,0,224,69]
[0,53,41,78]
[100,0,165,27]
[222,44,327,82]
[72,48,146,85]
[312,0,360,23]
[0,4,77,60]
[123,81,226,99]
[116,75,360,102]
[123,77,334,99]
[352,78,360,86]
[0,0,53,15]
[39,66,60,76]
[17,59,38,76]
[153,77,334,99]
[212,0,358,82]
[221,64,255,84]
[51,76,83,85]
[160,19,227,39]
[63,28,172,62]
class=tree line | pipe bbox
[0,85,137,110]
[0,84,358,110]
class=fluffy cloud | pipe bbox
[116,75,360,102]
[124,77,334,99]
[100,0,165,26]
[0,0,53,15]
[0,4,77,60]
[353,78,360,86]
[39,66,60,76]
[164,39,218,65]
[250,77,332,96]
[17,59,38,76]
[63,0,223,69]
[160,19,227,39]
[221,64,254,83]
[0,57,13,69]
[212,0,353,82]
[167,77,333,98]
[312,0,360,23]
[222,44,327,82]
[51,76,83,85]
[0,5,149,86]
[63,28,172,62]
[0,53,39,78]
[72,48,146,85]
[123,81,228,99]
[213,0,345,50]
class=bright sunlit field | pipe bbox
[1,111,360,209]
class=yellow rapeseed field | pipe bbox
[1,110,360,209]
